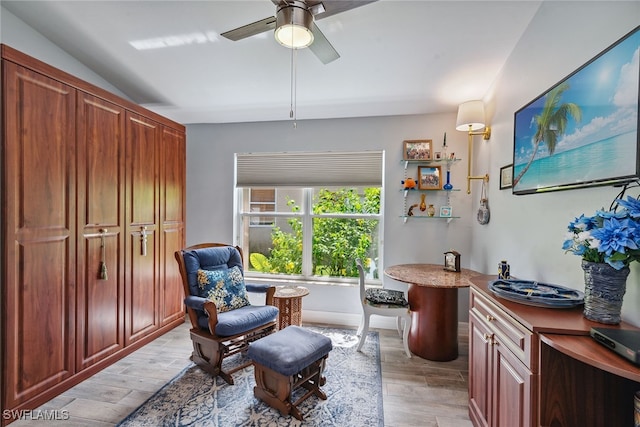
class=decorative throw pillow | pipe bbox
[196,266,250,312]
[365,288,408,306]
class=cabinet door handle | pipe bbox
[140,226,149,256]
[486,314,495,322]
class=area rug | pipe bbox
[118,327,383,426]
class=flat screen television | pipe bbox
[512,26,640,195]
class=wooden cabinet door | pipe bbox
[76,93,126,370]
[2,62,77,408]
[470,310,535,427]
[159,127,186,325]
[124,112,160,345]
[492,335,535,427]
[469,312,492,427]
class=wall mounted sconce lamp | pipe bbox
[455,100,491,194]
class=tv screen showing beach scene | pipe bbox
[512,26,639,195]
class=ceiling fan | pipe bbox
[221,0,377,64]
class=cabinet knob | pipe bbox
[486,314,495,322]
[483,333,496,345]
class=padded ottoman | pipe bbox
[247,325,333,420]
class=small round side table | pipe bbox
[272,286,309,330]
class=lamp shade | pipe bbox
[275,5,314,49]
[455,100,486,131]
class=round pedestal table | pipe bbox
[384,264,479,361]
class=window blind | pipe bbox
[235,150,384,187]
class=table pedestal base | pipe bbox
[272,286,309,331]
[408,284,459,361]
[273,296,304,330]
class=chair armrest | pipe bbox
[184,295,207,311]
[246,282,277,305]
[246,282,272,293]
[203,301,219,334]
[184,296,219,334]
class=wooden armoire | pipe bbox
[1,45,186,424]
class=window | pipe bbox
[235,151,384,282]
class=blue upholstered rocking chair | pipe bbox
[175,243,279,384]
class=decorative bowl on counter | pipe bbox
[488,279,584,308]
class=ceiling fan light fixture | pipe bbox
[275,4,314,49]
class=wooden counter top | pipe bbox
[470,274,637,335]
[540,333,640,382]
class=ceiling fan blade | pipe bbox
[221,16,276,41]
[308,22,339,64]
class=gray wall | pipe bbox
[0,7,129,99]
[186,114,474,322]
[472,1,640,326]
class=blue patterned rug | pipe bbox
[118,327,383,426]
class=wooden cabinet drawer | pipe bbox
[470,288,535,371]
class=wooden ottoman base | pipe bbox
[253,354,328,420]
[247,325,333,421]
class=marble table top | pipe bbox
[384,264,480,288]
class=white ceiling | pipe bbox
[2,0,542,124]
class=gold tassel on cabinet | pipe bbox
[99,229,108,280]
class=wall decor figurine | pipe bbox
[442,132,448,159]
[402,177,417,189]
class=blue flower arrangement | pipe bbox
[563,195,640,270]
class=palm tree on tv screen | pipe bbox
[513,82,582,187]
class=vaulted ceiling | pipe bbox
[2,0,542,124]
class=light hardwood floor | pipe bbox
[9,321,472,427]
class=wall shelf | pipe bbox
[401,151,461,224]
[400,215,459,224]
[402,158,461,170]
[402,188,460,196]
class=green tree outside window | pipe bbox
[249,187,380,278]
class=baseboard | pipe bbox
[302,310,400,330]
[302,310,470,336]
